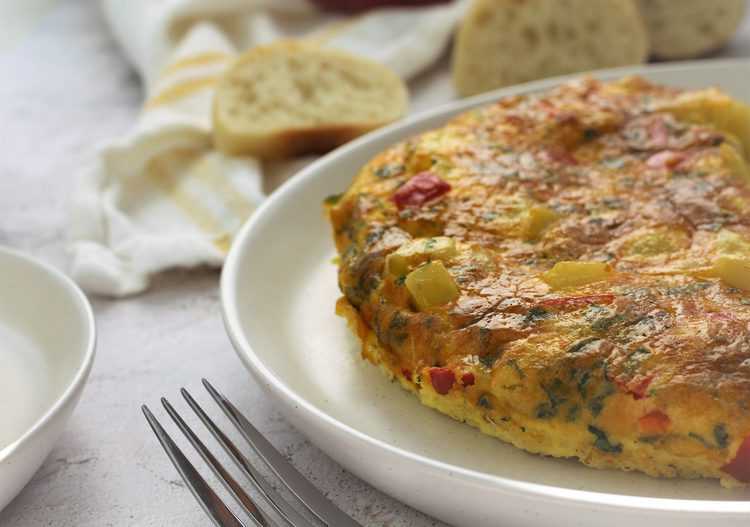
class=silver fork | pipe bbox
[142,379,361,527]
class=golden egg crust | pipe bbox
[327,76,750,487]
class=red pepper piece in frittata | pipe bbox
[392,172,451,210]
[617,375,653,400]
[646,150,687,169]
[722,435,750,483]
[638,410,671,435]
[429,367,455,395]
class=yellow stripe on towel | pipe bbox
[305,19,358,45]
[146,149,232,253]
[145,76,218,109]
[191,157,256,222]
[161,51,231,76]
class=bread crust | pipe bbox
[213,120,380,159]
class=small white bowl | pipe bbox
[0,247,95,512]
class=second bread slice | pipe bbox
[637,0,747,59]
[452,0,649,97]
[213,41,408,160]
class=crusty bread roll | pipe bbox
[213,41,408,160]
[452,0,649,97]
[637,0,747,59]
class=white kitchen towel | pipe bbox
[69,0,466,296]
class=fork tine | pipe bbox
[160,397,271,527]
[141,405,247,527]
[180,388,318,527]
[202,379,361,527]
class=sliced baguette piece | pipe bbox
[637,0,747,59]
[452,0,649,97]
[213,41,408,160]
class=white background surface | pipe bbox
[0,2,749,526]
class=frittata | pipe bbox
[326,76,750,487]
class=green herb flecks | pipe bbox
[543,379,567,405]
[588,397,605,417]
[602,157,626,170]
[575,370,591,398]
[601,197,626,209]
[482,211,499,222]
[373,164,404,179]
[342,244,359,263]
[507,358,525,379]
[623,346,651,374]
[714,424,730,449]
[323,193,343,206]
[524,306,550,325]
[591,314,626,333]
[490,144,515,154]
[588,425,622,453]
[535,403,557,419]
[566,404,580,422]
[536,378,568,419]
[689,432,712,448]
[583,128,599,141]
[389,312,407,330]
[479,350,500,370]
[365,229,385,245]
[424,238,437,250]
[587,382,615,417]
[478,327,492,349]
[666,282,711,297]
[566,337,601,354]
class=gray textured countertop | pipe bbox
[1,2,749,526]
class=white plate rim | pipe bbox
[0,246,97,462]
[222,58,750,515]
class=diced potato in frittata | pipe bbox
[655,88,750,156]
[405,261,459,310]
[542,261,613,289]
[714,256,750,291]
[386,237,457,277]
[721,143,750,182]
[715,229,750,256]
[523,205,558,240]
[624,228,690,257]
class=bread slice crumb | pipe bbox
[213,40,408,160]
[452,0,649,96]
[637,0,747,59]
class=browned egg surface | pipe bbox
[328,76,750,485]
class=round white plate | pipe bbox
[0,247,95,511]
[222,59,750,527]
